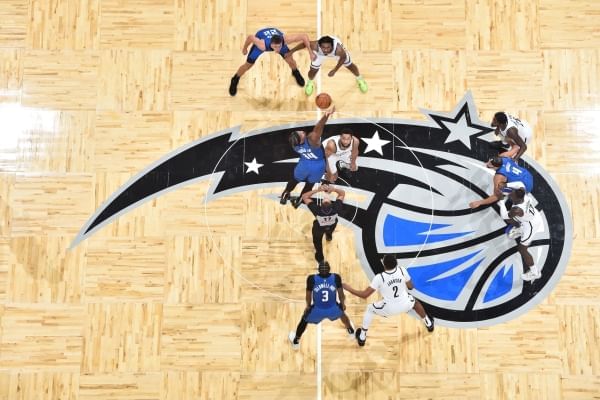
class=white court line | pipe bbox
[316,0,323,399]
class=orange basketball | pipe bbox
[315,93,332,109]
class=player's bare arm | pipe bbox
[507,128,527,160]
[328,47,346,77]
[308,107,335,146]
[499,138,520,159]
[469,175,505,208]
[284,34,316,61]
[304,289,312,313]
[405,279,414,290]
[337,286,346,310]
[342,283,375,299]
[350,137,359,171]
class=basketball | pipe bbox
[315,93,332,109]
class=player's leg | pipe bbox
[517,221,541,281]
[229,46,261,96]
[281,177,300,205]
[411,297,434,332]
[289,307,318,350]
[339,311,354,336]
[312,222,325,262]
[291,181,315,209]
[355,301,386,346]
[281,46,305,87]
[326,154,339,183]
[325,221,337,242]
[305,55,323,95]
[342,52,367,93]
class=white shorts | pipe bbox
[311,51,353,70]
[370,295,415,317]
[519,219,543,247]
[327,153,353,174]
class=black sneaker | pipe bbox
[280,191,290,205]
[291,196,302,209]
[426,316,435,333]
[355,328,366,347]
[325,232,333,241]
[292,69,305,87]
[229,75,240,96]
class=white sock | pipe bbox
[359,328,367,340]
[423,315,432,327]
[356,75,363,80]
[362,305,375,330]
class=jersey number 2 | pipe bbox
[392,286,399,298]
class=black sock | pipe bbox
[295,319,308,342]
[284,179,299,194]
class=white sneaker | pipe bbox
[288,331,299,350]
[522,266,541,282]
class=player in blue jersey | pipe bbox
[469,156,534,209]
[280,107,335,208]
[229,28,316,96]
[288,260,354,350]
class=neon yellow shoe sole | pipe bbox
[305,81,314,96]
[357,79,368,93]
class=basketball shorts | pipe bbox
[517,219,543,247]
[294,160,326,183]
[327,153,353,175]
[246,44,290,64]
[370,295,415,317]
[304,304,343,324]
[310,50,352,70]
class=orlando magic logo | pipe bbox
[72,92,572,328]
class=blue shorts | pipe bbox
[304,305,343,324]
[294,160,326,183]
[246,44,290,64]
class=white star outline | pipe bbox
[244,157,263,174]
[419,93,493,150]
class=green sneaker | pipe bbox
[357,78,368,93]
[304,80,314,96]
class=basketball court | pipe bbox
[0,0,599,399]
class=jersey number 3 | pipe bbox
[321,290,329,302]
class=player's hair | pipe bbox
[289,131,302,148]
[270,35,283,45]
[494,112,508,124]
[382,255,397,270]
[318,261,330,275]
[340,128,354,137]
[514,188,526,200]
[489,157,503,167]
[318,36,334,46]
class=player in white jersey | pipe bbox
[343,255,434,346]
[491,112,533,161]
[498,188,544,281]
[286,35,368,95]
[323,128,359,183]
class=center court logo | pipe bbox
[72,92,572,328]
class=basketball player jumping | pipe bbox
[286,35,367,95]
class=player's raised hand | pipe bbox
[325,106,335,118]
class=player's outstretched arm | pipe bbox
[284,34,316,60]
[308,107,335,146]
[302,186,325,204]
[342,283,375,299]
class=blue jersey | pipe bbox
[497,157,533,192]
[312,274,337,308]
[255,28,285,51]
[294,139,325,162]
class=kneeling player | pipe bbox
[323,128,359,183]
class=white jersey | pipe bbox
[370,267,411,303]
[499,114,532,145]
[324,135,355,161]
[512,194,542,224]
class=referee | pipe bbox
[301,184,345,262]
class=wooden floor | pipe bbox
[1,0,599,399]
